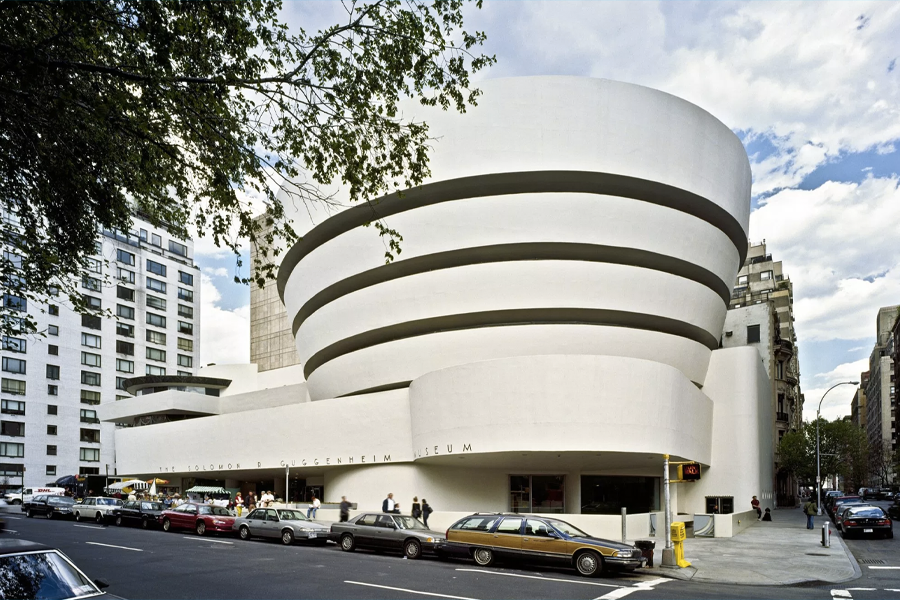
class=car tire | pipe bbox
[196,520,206,536]
[75,512,81,522]
[239,525,251,541]
[11,499,21,506]
[96,512,104,525]
[26,509,33,518]
[163,518,172,532]
[115,516,123,527]
[404,539,422,560]
[282,529,294,545]
[575,550,603,577]
[340,533,356,552]
[889,530,894,539]
[141,518,150,530]
[473,547,495,567]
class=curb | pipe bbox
[829,527,863,584]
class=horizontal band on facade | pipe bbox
[303,307,720,379]
[335,381,413,398]
[277,170,749,300]
[291,242,732,336]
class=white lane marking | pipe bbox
[3,530,16,533]
[86,542,142,552]
[73,524,104,530]
[847,589,877,591]
[182,536,233,545]
[455,568,621,588]
[831,592,852,599]
[869,567,900,570]
[346,581,478,600]
[883,589,900,592]
[3,516,22,520]
[595,578,670,600]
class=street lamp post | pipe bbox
[816,381,859,516]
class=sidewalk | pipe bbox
[641,507,861,586]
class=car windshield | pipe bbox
[198,506,231,516]
[0,550,101,599]
[393,516,428,530]
[276,510,308,521]
[141,502,162,511]
[48,497,74,506]
[543,518,590,538]
[848,507,885,518]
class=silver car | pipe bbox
[233,508,330,545]
[330,513,445,559]
[72,497,123,524]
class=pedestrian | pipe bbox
[307,495,320,519]
[411,496,422,520]
[762,508,772,522]
[248,491,257,511]
[340,496,351,522]
[802,497,818,529]
[234,492,243,516]
[393,502,401,514]
[422,498,433,528]
[751,495,761,520]
[382,492,395,513]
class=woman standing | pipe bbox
[411,497,422,520]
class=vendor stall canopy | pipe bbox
[185,486,226,494]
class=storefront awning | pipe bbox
[185,486,226,494]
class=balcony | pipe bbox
[776,411,790,423]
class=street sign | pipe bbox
[679,463,701,481]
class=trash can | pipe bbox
[634,539,655,567]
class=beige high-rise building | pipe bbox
[865,305,898,485]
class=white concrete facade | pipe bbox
[107,77,772,520]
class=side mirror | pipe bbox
[94,579,110,590]
[546,530,559,538]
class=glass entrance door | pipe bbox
[509,475,565,513]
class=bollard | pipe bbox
[621,507,627,542]
[821,521,830,547]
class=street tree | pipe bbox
[778,417,870,492]
[0,0,495,337]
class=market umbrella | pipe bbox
[149,481,157,496]
[55,475,79,486]
[146,478,169,485]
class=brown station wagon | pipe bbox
[437,513,645,577]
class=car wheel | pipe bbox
[95,512,104,525]
[889,530,894,539]
[163,518,172,532]
[115,516,123,527]
[196,520,206,536]
[141,518,150,529]
[340,533,356,552]
[239,525,251,541]
[473,547,495,567]
[11,499,20,506]
[282,529,294,545]
[26,509,33,518]
[575,550,603,577]
[75,512,81,522]
[404,539,422,560]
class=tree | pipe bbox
[777,424,815,485]
[778,417,870,492]
[0,0,494,336]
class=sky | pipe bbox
[198,1,900,422]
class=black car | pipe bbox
[24,495,75,519]
[0,539,112,599]
[840,505,893,539]
[111,500,164,529]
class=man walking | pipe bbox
[802,497,818,529]
[382,492,395,513]
[340,496,351,522]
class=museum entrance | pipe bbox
[509,475,565,513]
[580,475,660,514]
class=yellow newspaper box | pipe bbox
[669,522,691,568]
[670,522,686,542]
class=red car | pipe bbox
[160,503,235,536]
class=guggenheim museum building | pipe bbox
[104,76,773,525]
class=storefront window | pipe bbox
[509,475,565,513]
[581,475,660,514]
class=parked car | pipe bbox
[160,502,235,536]
[823,490,844,510]
[111,500,164,529]
[829,496,863,520]
[330,513,445,559]
[5,487,66,506]
[438,513,646,577]
[24,495,75,520]
[0,538,112,599]
[234,508,330,545]
[840,505,893,539]
[835,504,871,531]
[73,497,124,524]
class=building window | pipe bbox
[48,285,59,297]
[80,409,99,424]
[46,465,56,476]
[1,379,26,396]
[116,304,135,320]
[3,250,22,269]
[47,425,57,435]
[116,249,135,266]
[177,370,192,376]
[48,304,59,316]
[737,275,748,285]
[80,429,101,443]
[146,295,167,311]
[81,314,102,330]
[117,267,135,284]
[147,259,167,277]
[0,442,25,458]
[146,347,166,362]
[115,340,135,356]
[80,448,100,462]
[146,330,166,345]
[48,324,59,336]
[81,333,101,348]
[81,352,101,368]
[177,354,193,368]
[45,364,60,380]
[509,475,566,513]
[47,405,57,416]
[178,321,193,335]
[2,336,26,353]
[178,304,193,319]
[116,377,128,391]
[0,421,24,437]
[776,361,784,379]
[0,463,23,478]
[178,271,193,286]
[47,385,58,396]
[168,240,187,257]
[2,357,26,375]
[178,288,193,302]
[146,313,166,328]
[177,338,193,352]
[81,275,101,291]
[80,371,101,386]
[116,285,134,302]
[116,359,134,374]
[81,390,101,405]
[79,467,100,475]
[146,277,167,293]
[116,323,134,338]
[3,294,26,312]
[48,345,58,355]
[146,365,166,376]
[151,233,161,247]
[1,399,25,415]
[579,475,661,514]
[139,229,148,242]
[46,445,57,456]
[3,315,26,333]
[761,270,773,281]
[86,257,102,274]
[747,324,761,344]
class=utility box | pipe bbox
[670,522,686,542]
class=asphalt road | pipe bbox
[1,505,899,600]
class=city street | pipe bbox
[5,507,900,600]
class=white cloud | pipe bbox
[202,267,229,278]
[802,358,867,421]
[199,273,249,365]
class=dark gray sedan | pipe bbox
[330,513,445,559]
[233,508,330,545]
